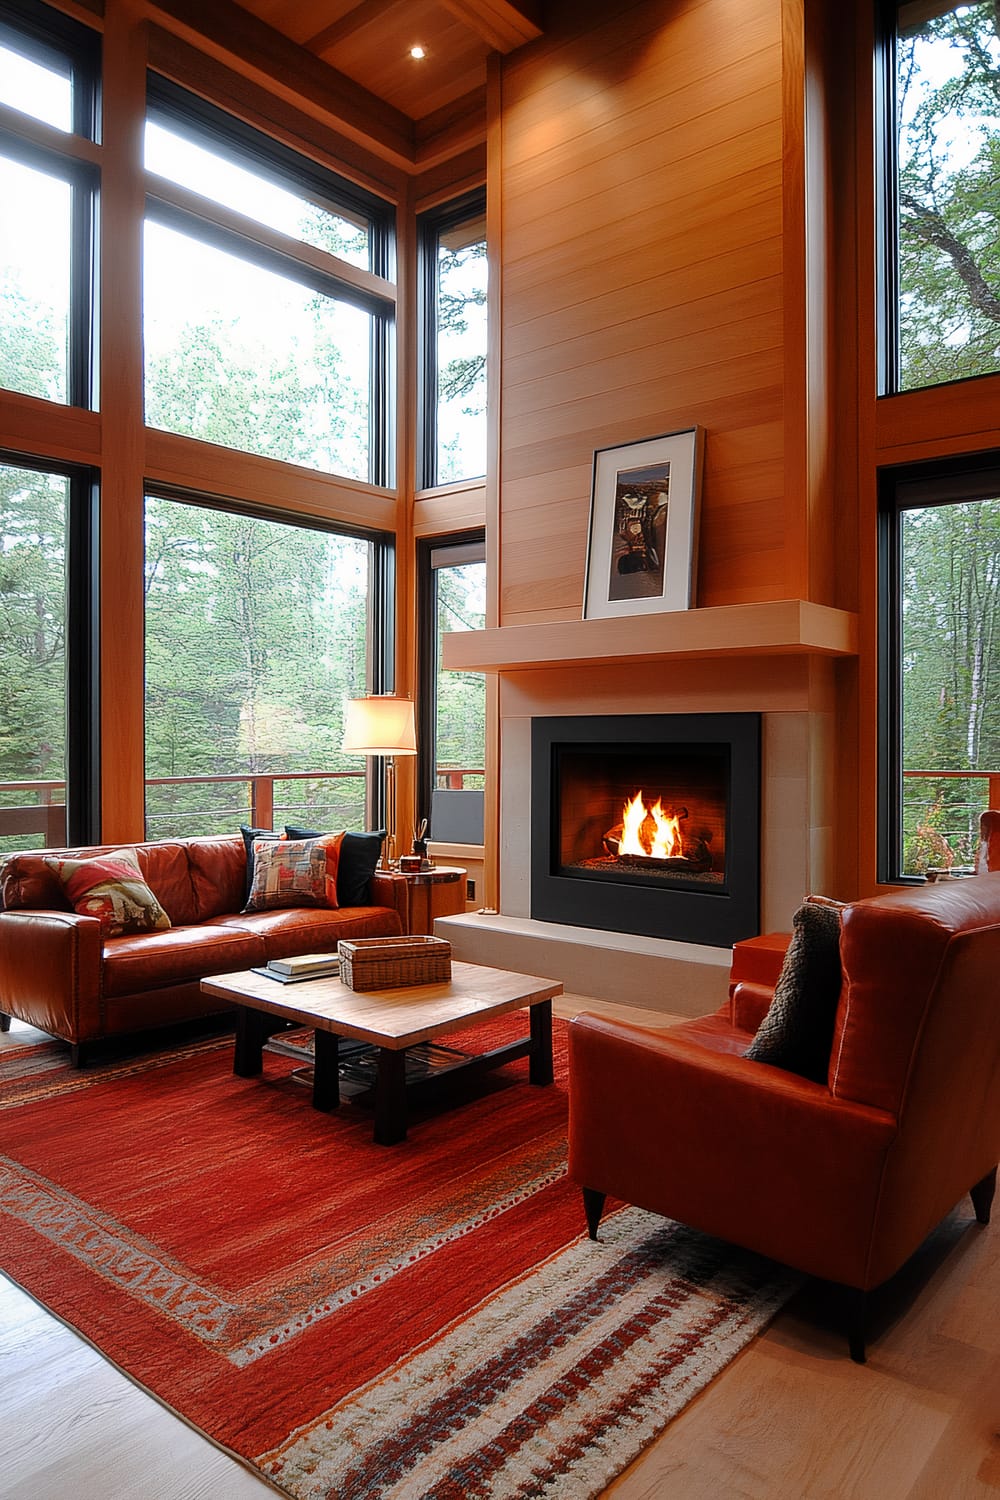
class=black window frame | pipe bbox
[876,0,1000,399]
[0,0,100,411]
[416,188,487,491]
[141,484,395,838]
[416,529,486,840]
[878,448,1000,882]
[0,449,101,845]
[144,77,397,488]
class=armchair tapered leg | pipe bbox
[971,1165,997,1224]
[847,1289,867,1364]
[583,1187,606,1241]
[0,1012,11,1032]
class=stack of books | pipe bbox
[260,952,341,984]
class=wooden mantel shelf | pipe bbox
[442,600,858,673]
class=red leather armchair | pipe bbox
[568,874,1000,1360]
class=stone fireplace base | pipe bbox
[435,911,732,1017]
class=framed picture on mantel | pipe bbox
[583,426,704,620]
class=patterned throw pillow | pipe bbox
[743,896,845,1082]
[44,848,172,939]
[242,833,345,913]
[285,826,386,906]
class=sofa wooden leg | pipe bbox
[971,1165,998,1225]
[583,1187,606,1241]
[0,1012,11,1033]
[846,1289,868,1364]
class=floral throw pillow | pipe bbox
[44,848,172,938]
[243,833,345,913]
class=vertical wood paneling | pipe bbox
[495,0,793,626]
[99,2,149,842]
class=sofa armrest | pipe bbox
[0,910,103,1044]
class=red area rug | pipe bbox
[1,1018,797,1497]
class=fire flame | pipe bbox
[619,790,683,859]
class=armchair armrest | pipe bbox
[0,909,103,1044]
[568,1011,898,1288]
[731,979,774,1032]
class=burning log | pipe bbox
[603,795,714,873]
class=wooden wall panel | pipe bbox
[495,0,790,626]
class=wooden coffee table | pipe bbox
[200,961,562,1144]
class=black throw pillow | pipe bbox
[239,825,279,902]
[743,898,844,1083]
[285,827,385,907]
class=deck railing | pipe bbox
[0,770,367,851]
[901,768,1000,869]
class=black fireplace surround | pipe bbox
[530,713,760,947]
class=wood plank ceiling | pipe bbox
[213,0,544,167]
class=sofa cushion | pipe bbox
[285,826,386,906]
[186,833,249,920]
[102,922,266,998]
[214,902,403,960]
[45,849,172,939]
[744,898,844,1082]
[243,833,344,912]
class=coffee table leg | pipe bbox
[373,1047,407,1145]
[529,999,554,1085]
[234,1005,267,1077]
[312,1029,340,1112]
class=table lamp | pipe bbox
[341,695,417,867]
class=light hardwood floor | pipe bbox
[2,1002,998,1500]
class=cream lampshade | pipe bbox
[341,696,417,866]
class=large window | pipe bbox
[0,456,98,852]
[418,535,486,844]
[418,193,487,487]
[144,82,395,483]
[880,456,1000,879]
[0,5,98,407]
[144,494,386,839]
[884,1,1000,392]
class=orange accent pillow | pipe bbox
[44,848,172,938]
[242,833,345,913]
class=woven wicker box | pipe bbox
[337,935,452,991]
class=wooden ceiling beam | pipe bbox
[437,0,543,52]
[304,0,388,57]
[144,0,419,168]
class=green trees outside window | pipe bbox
[884,466,1000,879]
[0,463,69,852]
[894,1,1000,390]
[144,496,378,839]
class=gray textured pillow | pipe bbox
[744,899,844,1082]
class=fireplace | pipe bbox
[530,713,760,946]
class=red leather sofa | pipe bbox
[568,874,1000,1359]
[0,832,406,1064]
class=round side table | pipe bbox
[395,865,467,935]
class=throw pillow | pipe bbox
[285,826,386,906]
[743,897,844,1082]
[239,825,280,902]
[243,833,345,913]
[44,848,172,939]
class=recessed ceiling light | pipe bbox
[409,45,426,60]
